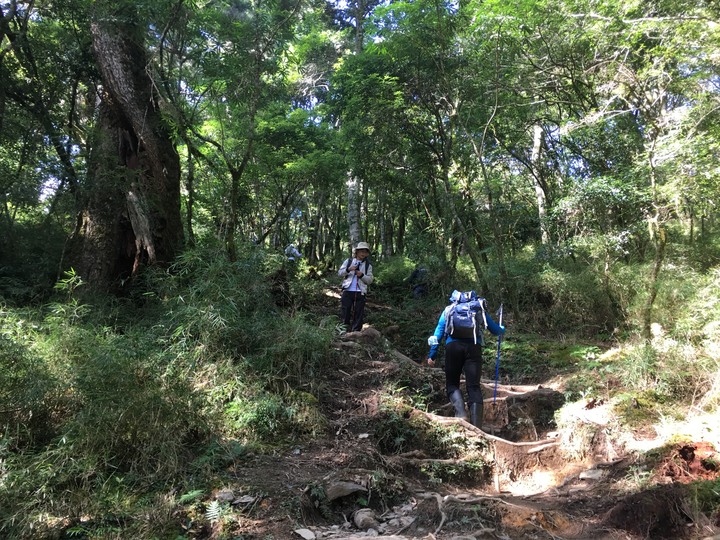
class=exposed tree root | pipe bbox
[417,410,561,453]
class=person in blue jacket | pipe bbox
[426,290,505,429]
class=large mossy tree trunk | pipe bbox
[65,5,183,289]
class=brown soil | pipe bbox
[188,324,720,540]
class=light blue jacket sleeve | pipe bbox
[484,312,505,336]
[428,309,448,360]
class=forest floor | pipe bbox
[186,291,720,540]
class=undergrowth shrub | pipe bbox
[610,265,720,406]
[68,341,209,479]
[148,244,274,356]
[150,244,336,385]
[0,243,339,539]
[1,310,214,538]
[373,404,421,455]
[0,220,65,304]
[622,261,701,337]
[372,394,491,487]
[0,326,65,448]
[372,255,458,307]
[690,478,720,522]
[373,393,486,458]
[370,256,416,302]
[676,270,720,408]
[225,388,325,444]
[242,312,335,390]
[501,250,617,336]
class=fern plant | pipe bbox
[205,500,224,522]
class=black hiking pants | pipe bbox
[445,340,483,404]
[341,290,366,332]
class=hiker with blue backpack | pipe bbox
[426,290,505,429]
[338,242,374,332]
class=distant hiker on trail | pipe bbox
[426,290,505,429]
[338,242,374,332]
[285,244,302,262]
[406,264,429,299]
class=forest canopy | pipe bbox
[1,0,719,311]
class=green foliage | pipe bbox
[500,250,619,335]
[493,338,542,382]
[178,489,206,505]
[0,243,340,538]
[191,438,248,474]
[0,221,66,304]
[370,256,416,302]
[366,469,408,509]
[420,456,489,487]
[612,391,666,427]
[0,307,74,447]
[66,343,207,479]
[373,403,419,455]
[620,261,702,338]
[244,311,335,390]
[373,393,487,461]
[498,336,599,386]
[225,389,325,444]
[690,478,720,519]
[559,327,717,409]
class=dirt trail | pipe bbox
[207,326,720,540]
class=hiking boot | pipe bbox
[469,402,483,429]
[449,389,466,419]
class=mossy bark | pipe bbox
[65,6,183,290]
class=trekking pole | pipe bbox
[493,304,504,403]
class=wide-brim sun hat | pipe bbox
[355,242,371,252]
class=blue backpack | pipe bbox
[444,290,488,344]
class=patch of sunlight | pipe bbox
[538,374,568,391]
[650,323,680,353]
[623,410,720,454]
[504,466,585,497]
[654,411,720,449]
[707,341,720,360]
[598,347,624,362]
[558,398,614,427]
[512,470,560,496]
[624,435,665,453]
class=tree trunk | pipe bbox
[308,193,325,265]
[641,220,667,340]
[185,145,196,247]
[396,213,405,255]
[382,214,394,258]
[66,8,183,289]
[641,140,666,341]
[347,172,362,247]
[440,169,486,288]
[531,124,549,245]
[66,103,135,286]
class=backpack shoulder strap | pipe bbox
[477,298,488,328]
[443,303,457,336]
